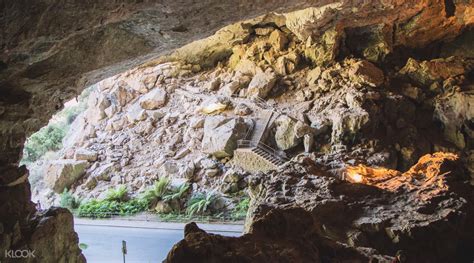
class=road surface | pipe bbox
[75,221,242,263]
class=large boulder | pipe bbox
[268,29,288,51]
[44,160,88,193]
[399,57,466,86]
[274,115,301,150]
[201,116,248,158]
[434,90,474,149]
[86,91,111,125]
[348,60,384,87]
[247,71,277,99]
[27,208,86,263]
[139,88,167,110]
[126,102,148,123]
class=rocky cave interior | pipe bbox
[1,0,473,262]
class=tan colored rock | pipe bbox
[435,90,474,149]
[127,103,148,123]
[139,88,167,110]
[74,148,98,162]
[274,115,301,150]
[155,201,172,214]
[348,60,384,87]
[234,59,261,76]
[219,81,240,96]
[201,116,248,158]
[44,160,88,193]
[275,55,298,75]
[234,103,252,116]
[247,71,277,99]
[110,85,135,107]
[204,78,221,91]
[399,57,466,86]
[84,176,98,190]
[269,29,288,51]
[306,66,322,85]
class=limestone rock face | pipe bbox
[166,153,474,262]
[26,208,85,263]
[435,90,474,149]
[201,116,248,158]
[247,71,277,99]
[139,88,167,110]
[74,148,98,162]
[44,160,88,193]
[400,57,466,86]
[274,115,301,150]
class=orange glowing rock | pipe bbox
[345,164,400,185]
[344,152,460,196]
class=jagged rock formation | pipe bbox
[166,153,474,262]
[1,0,474,262]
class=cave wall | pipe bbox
[0,0,473,262]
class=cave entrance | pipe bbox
[22,85,96,209]
[22,69,249,240]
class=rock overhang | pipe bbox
[1,0,474,262]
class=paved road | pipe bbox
[75,223,242,263]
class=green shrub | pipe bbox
[104,185,129,202]
[163,183,190,202]
[60,189,81,210]
[77,199,147,218]
[186,191,218,216]
[79,243,88,250]
[23,122,67,162]
[142,177,171,207]
[21,85,95,164]
[231,197,250,220]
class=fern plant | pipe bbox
[104,185,129,202]
[163,183,190,202]
[186,190,218,216]
[142,177,171,207]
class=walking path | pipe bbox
[75,217,244,233]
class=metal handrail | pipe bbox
[237,139,253,148]
[244,119,255,140]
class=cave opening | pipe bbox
[2,2,474,263]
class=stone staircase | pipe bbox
[234,101,288,172]
[251,147,285,166]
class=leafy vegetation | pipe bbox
[186,191,218,216]
[142,177,171,207]
[21,85,95,164]
[76,199,148,218]
[104,185,129,202]
[163,183,190,202]
[76,185,147,217]
[231,197,250,220]
[59,189,82,210]
[79,243,88,250]
[23,123,67,163]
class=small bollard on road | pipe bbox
[122,240,127,263]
